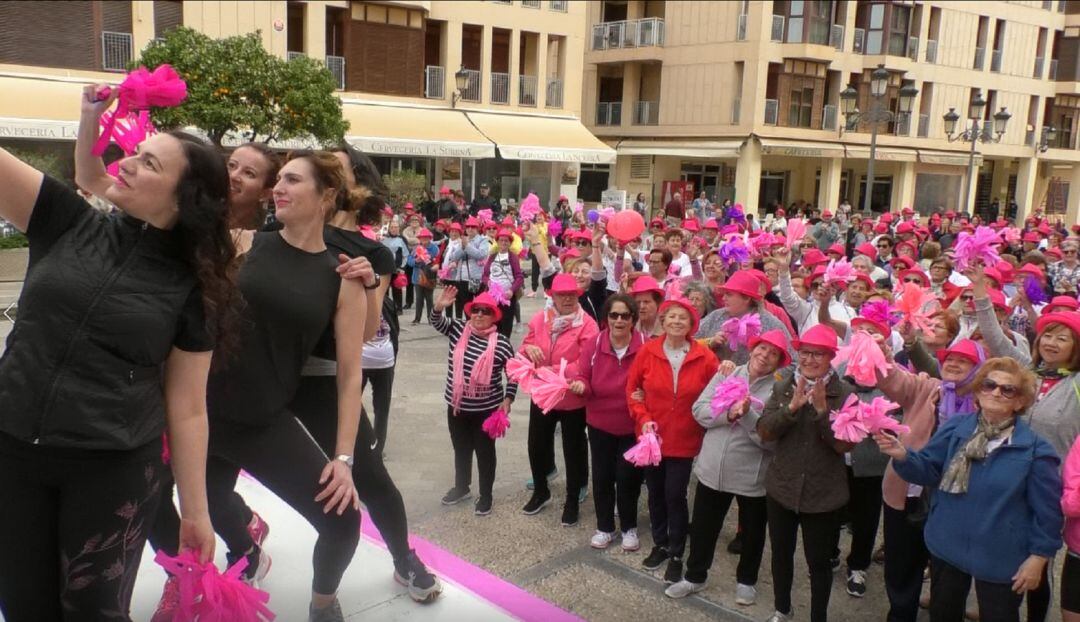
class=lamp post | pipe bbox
[451,65,470,108]
[1038,125,1058,152]
[943,89,1011,216]
[840,64,917,213]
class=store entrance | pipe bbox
[760,172,786,215]
[858,176,893,213]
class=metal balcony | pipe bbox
[731,97,741,124]
[908,37,919,61]
[926,40,937,63]
[546,78,564,109]
[1035,56,1045,78]
[1051,59,1059,80]
[991,49,1002,73]
[102,31,133,71]
[549,0,567,11]
[461,69,481,102]
[765,99,778,125]
[974,47,985,70]
[822,104,837,130]
[519,75,538,107]
[737,14,747,41]
[325,55,345,90]
[591,18,665,50]
[424,65,445,99]
[286,50,305,61]
[771,15,785,42]
[521,0,540,7]
[830,24,844,50]
[918,114,929,138]
[894,114,911,136]
[1026,129,1036,146]
[491,72,510,104]
[634,101,659,125]
[596,102,622,126]
[853,28,865,54]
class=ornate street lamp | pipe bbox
[944,89,1011,216]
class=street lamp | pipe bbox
[839,64,917,213]
[944,89,1011,217]
[1038,125,1058,152]
[451,65,470,108]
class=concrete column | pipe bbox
[446,21,463,105]
[131,1,155,52]
[509,29,521,106]
[1067,164,1080,226]
[819,157,843,213]
[892,161,916,212]
[736,137,763,213]
[964,164,979,217]
[1014,156,1038,224]
[536,34,548,108]
[620,62,641,128]
[303,2,326,61]
[989,158,1010,207]
[481,25,493,105]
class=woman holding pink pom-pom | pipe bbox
[431,288,518,516]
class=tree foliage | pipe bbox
[132,27,349,146]
[383,170,429,208]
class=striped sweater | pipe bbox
[431,310,519,412]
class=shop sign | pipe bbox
[0,118,78,141]
[499,145,616,164]
[350,137,495,159]
[762,145,846,158]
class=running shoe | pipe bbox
[247,511,270,548]
[441,487,471,506]
[150,576,180,622]
[393,549,442,603]
[664,579,705,599]
[663,557,683,584]
[578,485,589,504]
[521,490,551,515]
[474,495,492,516]
[308,598,344,622]
[525,466,559,491]
[766,611,792,622]
[642,546,669,570]
[228,546,272,587]
[735,583,757,606]
[590,530,615,549]
[621,528,640,552]
[560,501,579,527]
[846,569,867,598]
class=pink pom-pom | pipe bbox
[830,394,869,443]
[720,313,762,351]
[531,359,570,413]
[548,220,563,238]
[437,265,454,280]
[953,225,1002,271]
[506,353,537,391]
[477,209,493,222]
[824,258,856,286]
[892,283,938,334]
[784,219,807,249]
[860,299,895,328]
[709,375,764,420]
[861,396,909,436]
[519,193,542,222]
[392,273,408,289]
[413,246,431,264]
[486,280,511,307]
[623,424,662,467]
[482,409,511,439]
[834,330,892,387]
[93,64,188,156]
[1003,226,1022,244]
[154,550,275,622]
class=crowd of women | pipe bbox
[0,83,1077,622]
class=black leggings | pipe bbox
[929,556,1023,622]
[362,366,395,453]
[404,266,415,307]
[0,433,164,621]
[883,499,930,622]
[452,280,475,320]
[587,425,642,533]
[292,376,412,563]
[837,469,883,572]
[767,496,840,622]
[391,283,404,314]
[446,407,498,498]
[528,252,540,291]
[527,403,587,503]
[643,456,694,558]
[206,415,360,595]
[685,484,767,586]
[413,285,434,323]
[496,299,518,338]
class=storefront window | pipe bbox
[474,157,521,206]
[579,163,610,203]
[914,173,961,214]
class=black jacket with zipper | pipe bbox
[0,177,209,451]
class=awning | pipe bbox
[844,145,918,162]
[615,139,742,159]
[466,111,616,163]
[0,74,87,140]
[343,103,495,159]
[759,138,846,158]
[917,149,982,167]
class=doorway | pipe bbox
[760,171,787,214]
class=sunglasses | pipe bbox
[979,378,1019,399]
[574,240,592,246]
[903,277,922,283]
[877,244,891,249]
[608,311,633,321]
[471,307,495,316]
[960,294,974,302]
[1064,249,1078,255]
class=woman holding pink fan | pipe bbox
[696,271,793,365]
[481,228,524,337]
[431,287,518,516]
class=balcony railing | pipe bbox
[519,75,538,107]
[591,18,666,50]
[1044,0,1053,8]
[918,113,930,138]
[634,101,659,125]
[822,104,837,130]
[424,65,445,99]
[830,24,844,50]
[596,102,622,126]
[926,39,937,63]
[771,15,785,42]
[491,72,510,104]
[765,99,778,125]
[737,14,747,41]
[1035,56,1045,78]
[974,47,985,70]
[286,50,305,61]
[461,68,481,102]
[894,114,911,136]
[731,97,741,124]
[521,0,540,7]
[853,28,865,53]
[325,55,345,90]
[102,31,133,71]
[908,37,918,61]
[1026,129,1036,147]
[1059,0,1067,12]
[991,49,1002,72]
[549,0,567,11]
[546,78,563,108]
[1051,59,1059,80]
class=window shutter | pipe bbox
[630,155,652,180]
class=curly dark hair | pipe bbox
[600,293,639,329]
[329,142,387,226]
[168,131,242,355]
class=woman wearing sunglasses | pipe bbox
[568,294,647,552]
[431,287,518,515]
[877,357,1063,622]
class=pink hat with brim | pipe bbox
[464,292,503,321]
[1046,296,1080,312]
[792,324,839,353]
[1035,311,1080,341]
[717,271,763,301]
[417,228,433,238]
[749,329,792,367]
[851,317,891,338]
[936,339,985,366]
[630,275,663,296]
[658,298,701,336]
[549,273,583,296]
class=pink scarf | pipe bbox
[451,322,499,413]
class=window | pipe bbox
[807,1,832,45]
[579,164,610,203]
[789,87,814,127]
[788,1,805,43]
[779,0,833,44]
[866,3,885,54]
[888,5,910,56]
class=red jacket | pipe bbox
[625,338,719,458]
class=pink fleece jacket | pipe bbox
[1063,435,1080,553]
[574,329,648,436]
[876,365,943,511]
[520,308,599,412]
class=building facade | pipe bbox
[0,0,613,209]
[584,0,1080,225]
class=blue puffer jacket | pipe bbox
[892,413,1063,583]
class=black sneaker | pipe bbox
[831,557,841,573]
[663,557,684,584]
[521,490,551,515]
[441,487,471,506]
[726,532,743,555]
[560,501,579,527]
[308,598,344,622]
[846,569,867,598]
[393,549,442,603]
[474,496,492,516]
[642,546,669,571]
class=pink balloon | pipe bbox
[607,210,646,243]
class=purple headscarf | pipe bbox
[937,341,987,423]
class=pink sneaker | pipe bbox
[247,511,270,548]
[150,576,180,622]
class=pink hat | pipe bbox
[792,324,839,353]
[852,272,876,289]
[448,223,463,233]
[855,243,878,261]
[936,339,986,366]
[1045,247,1064,260]
[559,194,568,202]
[896,221,916,234]
[439,186,451,195]
[801,249,829,268]
[982,267,1003,288]
[682,219,701,232]
[704,219,720,230]
[464,292,503,321]
[827,243,845,257]
[746,268,772,291]
[902,206,914,215]
[1023,232,1042,243]
[1046,296,1080,312]
[749,329,792,367]
[658,297,701,336]
[1036,311,1080,341]
[776,208,786,217]
[1018,263,1045,282]
[986,288,1010,312]
[650,217,666,229]
[821,210,833,218]
[496,228,514,241]
[994,260,1015,284]
[405,202,415,211]
[417,228,433,238]
[465,216,481,228]
[549,273,582,296]
[809,265,828,284]
[630,275,664,296]
[717,271,764,301]
[890,256,916,270]
[881,213,895,224]
[897,268,929,286]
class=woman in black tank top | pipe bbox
[204,151,368,622]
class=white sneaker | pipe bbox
[765,611,791,622]
[735,583,757,605]
[590,530,615,549]
[621,528,640,552]
[665,579,705,599]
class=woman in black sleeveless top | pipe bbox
[204,151,368,622]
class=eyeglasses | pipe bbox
[979,378,1019,399]
[574,240,592,247]
[877,244,891,249]
[470,307,495,316]
[960,294,974,302]
[903,277,922,283]
[1064,249,1078,255]
[798,349,832,361]
[608,311,633,321]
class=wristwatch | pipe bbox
[364,274,381,290]
[335,454,354,468]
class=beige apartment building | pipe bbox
[0,0,613,208]
[585,0,1080,224]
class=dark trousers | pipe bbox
[587,426,642,533]
[838,469,883,571]
[643,457,694,558]
[929,556,1023,622]
[767,496,841,622]
[413,285,434,323]
[292,376,412,562]
[446,407,498,498]
[206,416,360,595]
[528,252,540,291]
[883,499,931,622]
[1025,565,1051,622]
[362,366,395,453]
[528,403,587,504]
[0,434,164,622]
[686,483,767,586]
[496,300,518,338]
[452,281,475,320]
[404,266,415,307]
